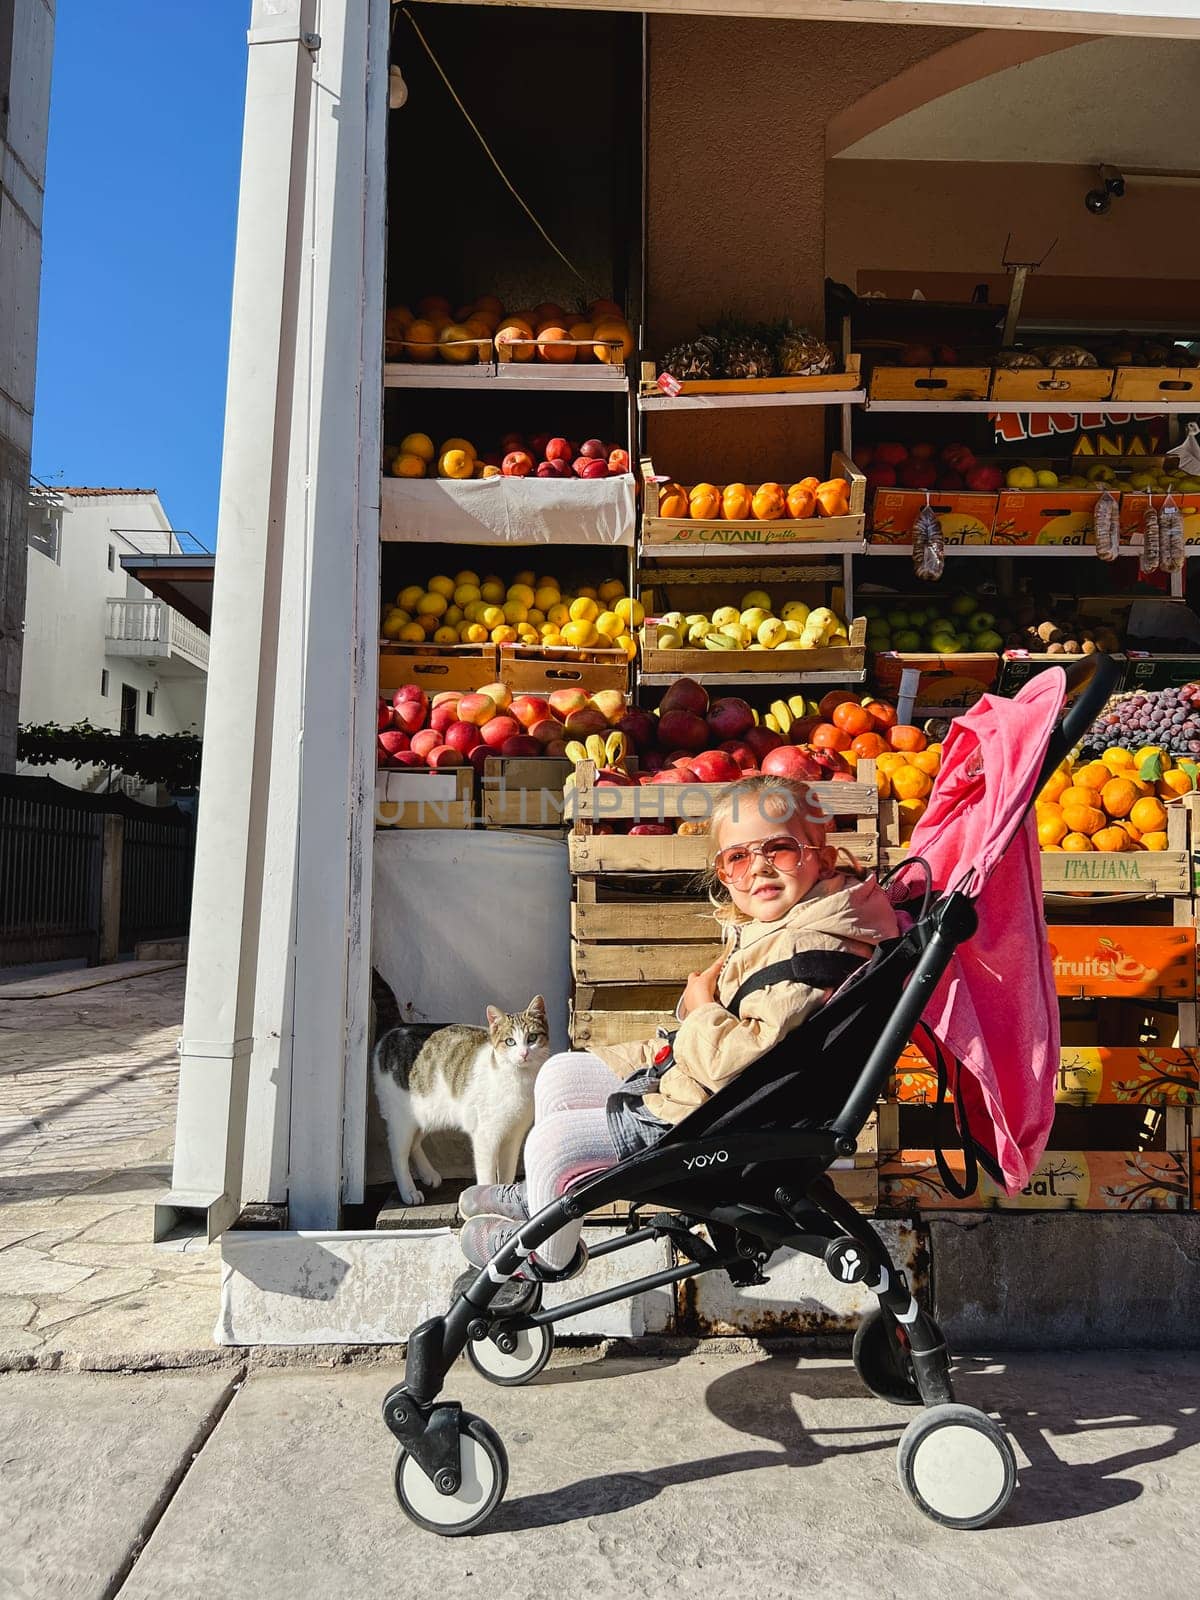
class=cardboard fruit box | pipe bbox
[991,490,1103,545]
[879,1148,1188,1211]
[1048,926,1195,1001]
[1118,490,1200,542]
[872,651,998,708]
[640,453,866,549]
[870,490,997,545]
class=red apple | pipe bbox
[529,433,551,459]
[548,687,590,719]
[545,437,573,464]
[629,822,675,833]
[432,691,461,709]
[965,463,1003,493]
[855,444,875,468]
[719,740,758,771]
[657,710,709,752]
[938,472,965,491]
[618,710,658,752]
[510,694,550,730]
[690,749,743,784]
[500,432,525,451]
[866,464,897,490]
[572,457,592,478]
[640,750,666,774]
[789,716,821,745]
[480,715,521,750]
[898,460,938,490]
[430,701,460,735]
[544,739,568,757]
[503,451,535,478]
[469,745,493,779]
[564,706,610,738]
[596,768,636,786]
[427,744,464,769]
[529,717,567,747]
[377,699,393,733]
[660,678,709,716]
[579,459,609,479]
[579,438,607,459]
[391,750,426,769]
[762,746,822,780]
[391,685,429,734]
[745,727,784,762]
[537,460,570,478]
[706,697,755,742]
[500,735,541,757]
[650,769,691,784]
[874,442,909,467]
[909,441,936,461]
[819,690,859,720]
[456,692,496,727]
[378,730,411,759]
[608,448,630,475]
[410,729,442,761]
[444,720,483,756]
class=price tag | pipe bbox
[656,371,683,396]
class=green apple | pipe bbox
[1006,466,1037,490]
[1035,470,1059,489]
[973,629,1003,650]
[949,594,978,616]
[893,629,922,649]
[969,611,996,633]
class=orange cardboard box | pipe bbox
[870,490,996,544]
[1119,491,1200,542]
[1048,926,1195,1000]
[879,1149,1188,1211]
[872,651,999,700]
[890,1043,1200,1106]
[991,490,1102,546]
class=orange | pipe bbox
[1129,796,1167,834]
[1061,832,1094,852]
[870,766,892,800]
[891,765,932,801]
[851,732,888,760]
[1115,820,1143,843]
[688,483,722,521]
[833,702,873,737]
[1074,760,1111,791]
[1099,777,1138,819]
[721,483,753,521]
[537,326,576,363]
[1060,784,1102,812]
[1158,769,1194,799]
[592,319,634,363]
[1061,804,1105,837]
[1141,831,1169,851]
[1042,843,1064,852]
[1101,748,1135,771]
[897,797,927,836]
[751,483,787,521]
[909,750,941,777]
[887,725,928,754]
[1037,814,1069,847]
[876,752,909,776]
[659,484,689,519]
[1134,745,1168,769]
[1038,770,1071,805]
[1093,826,1131,853]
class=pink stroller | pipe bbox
[383,655,1121,1536]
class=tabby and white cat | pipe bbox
[371,998,549,1206]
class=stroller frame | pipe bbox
[383,656,1121,1537]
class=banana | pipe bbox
[605,731,629,770]
[769,699,794,736]
[563,771,577,792]
[585,734,609,766]
[565,740,589,765]
[764,713,782,734]
[787,695,808,717]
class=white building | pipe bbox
[20,487,208,794]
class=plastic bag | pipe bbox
[913,495,944,583]
[1094,487,1120,562]
[1140,501,1161,575]
[1169,422,1200,477]
[1160,490,1185,572]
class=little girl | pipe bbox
[457,773,899,1280]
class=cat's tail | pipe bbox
[372,968,402,1036]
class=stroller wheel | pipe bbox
[897,1403,1017,1530]
[393,1413,508,1536]
[852,1308,927,1406]
[467,1320,555,1386]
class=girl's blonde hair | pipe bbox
[699,773,862,924]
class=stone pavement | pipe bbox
[0,965,220,1369]
[4,1349,1200,1600]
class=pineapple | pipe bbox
[777,324,836,377]
[661,333,722,381]
[710,319,776,380]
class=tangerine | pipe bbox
[1038,814,1069,847]
[1158,769,1194,799]
[832,702,873,737]
[887,725,928,753]
[876,752,909,775]
[1100,777,1138,818]
[1061,832,1094,852]
[1061,804,1105,836]
[1093,826,1131,853]
[864,700,898,731]
[811,723,852,752]
[851,732,889,760]
[1141,830,1169,851]
[1074,760,1111,791]
[897,797,927,836]
[1129,796,1167,834]
[1102,747,1135,771]
[891,765,932,801]
[1038,769,1071,805]
[909,750,941,777]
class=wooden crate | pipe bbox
[1110,367,1200,405]
[498,642,628,697]
[640,452,866,550]
[379,643,499,696]
[375,767,473,829]
[481,756,572,830]
[868,365,991,402]
[639,354,860,399]
[642,616,865,678]
[879,1148,1188,1211]
[989,367,1115,404]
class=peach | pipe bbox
[579,439,607,460]
[548,688,590,719]
[589,689,627,724]
[456,693,496,727]
[410,729,442,760]
[608,448,630,475]
[510,695,550,730]
[432,691,461,709]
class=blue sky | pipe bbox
[32,2,249,546]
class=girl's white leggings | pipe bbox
[524,1051,623,1269]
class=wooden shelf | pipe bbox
[641,541,864,562]
[866,398,1200,414]
[639,668,867,686]
[383,362,629,393]
[639,389,864,412]
[861,544,1151,557]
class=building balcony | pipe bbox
[105,598,209,676]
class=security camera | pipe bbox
[1085,189,1111,215]
[1099,164,1125,197]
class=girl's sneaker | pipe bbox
[457,1182,529,1223]
[458,1213,588,1283]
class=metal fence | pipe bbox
[0,776,196,966]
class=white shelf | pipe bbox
[861,543,1150,557]
[639,389,864,412]
[384,362,628,393]
[866,398,1200,414]
[639,668,866,687]
[641,541,863,561]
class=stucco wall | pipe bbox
[644,16,971,483]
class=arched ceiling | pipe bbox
[837,37,1200,167]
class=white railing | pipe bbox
[105,599,209,670]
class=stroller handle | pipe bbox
[1033,653,1123,793]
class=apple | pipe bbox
[480,715,521,750]
[432,691,461,709]
[529,433,551,459]
[427,744,463,769]
[444,720,483,756]
[572,457,592,477]
[529,717,567,747]
[819,690,859,720]
[391,750,426,769]
[866,464,897,490]
[537,460,569,478]
[658,710,709,752]
[618,710,657,751]
[855,444,875,468]
[596,768,636,786]
[629,822,675,833]
[410,728,442,760]
[579,438,607,459]
[719,740,757,771]
[706,697,754,741]
[545,437,573,464]
[789,716,821,745]
[579,459,609,479]
[391,685,428,734]
[909,441,936,462]
[500,432,525,451]
[503,451,535,478]
[650,769,693,784]
[510,694,550,729]
[745,726,784,763]
[937,471,965,491]
[456,692,496,726]
[690,749,743,784]
[544,740,568,757]
[468,745,493,780]
[965,463,1003,493]
[608,448,630,475]
[564,706,610,737]
[660,678,709,717]
[762,746,822,780]
[430,701,460,735]
[640,750,666,774]
[874,442,909,467]
[898,461,938,490]
[377,699,393,733]
[378,728,410,756]
[547,687,590,720]
[589,689,627,724]
[500,735,541,757]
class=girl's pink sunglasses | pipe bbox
[713,834,822,885]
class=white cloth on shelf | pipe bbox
[380,475,636,546]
